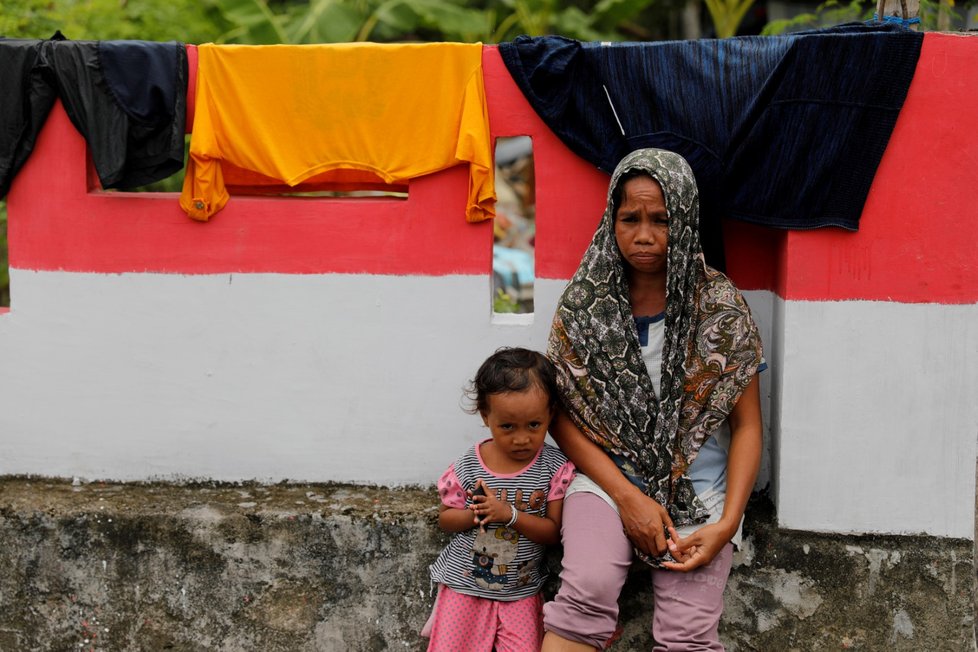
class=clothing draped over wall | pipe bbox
[1,26,924,242]
[0,33,187,197]
[180,42,495,223]
[499,23,923,268]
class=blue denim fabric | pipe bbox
[500,23,923,264]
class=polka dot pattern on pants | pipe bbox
[424,585,543,652]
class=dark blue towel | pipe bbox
[99,40,183,124]
[500,23,923,264]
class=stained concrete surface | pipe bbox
[0,477,974,651]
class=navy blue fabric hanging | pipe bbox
[499,23,923,268]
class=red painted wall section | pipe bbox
[482,47,612,282]
[7,36,978,303]
[8,100,493,276]
[780,33,978,304]
[3,45,772,287]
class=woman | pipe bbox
[543,149,763,651]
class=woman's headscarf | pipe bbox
[547,148,762,551]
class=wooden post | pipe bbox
[877,0,921,28]
[938,0,952,30]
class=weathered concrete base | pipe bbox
[0,478,973,651]
[618,497,976,651]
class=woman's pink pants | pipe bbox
[542,492,734,650]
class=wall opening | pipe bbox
[258,189,408,199]
[104,137,409,200]
[0,199,8,309]
[492,136,535,318]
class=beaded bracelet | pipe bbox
[506,505,518,527]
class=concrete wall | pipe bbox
[0,478,973,651]
[2,37,978,545]
[0,478,974,652]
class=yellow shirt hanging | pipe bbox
[181,42,494,222]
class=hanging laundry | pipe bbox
[0,33,188,197]
[0,38,57,199]
[499,23,923,267]
[181,42,495,223]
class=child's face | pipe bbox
[481,385,553,466]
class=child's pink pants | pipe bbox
[542,491,734,650]
[423,584,543,652]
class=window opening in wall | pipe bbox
[493,137,535,317]
[262,189,408,199]
[0,200,9,309]
[88,133,409,200]
[106,136,408,199]
[111,177,408,200]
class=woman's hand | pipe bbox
[617,490,674,557]
[661,374,761,571]
[469,479,514,531]
[661,522,732,571]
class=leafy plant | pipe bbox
[761,0,870,34]
[703,0,757,38]
[918,0,961,30]
[213,0,658,45]
[493,288,520,313]
[0,0,229,41]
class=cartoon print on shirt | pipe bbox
[483,487,547,514]
[471,525,520,590]
[514,489,547,512]
[517,559,537,587]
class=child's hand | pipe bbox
[469,479,514,530]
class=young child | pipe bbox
[423,347,575,652]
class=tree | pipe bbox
[0,0,230,41]
[212,0,659,45]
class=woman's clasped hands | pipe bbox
[663,520,736,572]
[619,489,733,572]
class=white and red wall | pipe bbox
[2,38,976,540]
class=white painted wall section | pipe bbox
[0,271,777,491]
[0,271,564,483]
[774,299,978,539]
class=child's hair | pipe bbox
[466,347,559,416]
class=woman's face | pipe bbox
[614,175,668,277]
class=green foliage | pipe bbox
[918,0,963,31]
[213,0,658,44]
[0,0,230,42]
[591,0,664,30]
[760,0,968,34]
[493,288,520,313]
[292,0,364,42]
[761,0,870,34]
[359,0,492,41]
[218,0,291,43]
[702,0,756,37]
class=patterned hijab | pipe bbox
[547,149,762,546]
